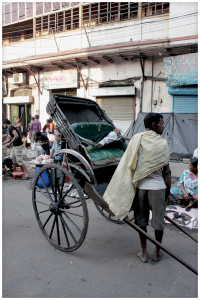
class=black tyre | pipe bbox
[32,163,89,252]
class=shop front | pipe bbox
[3,96,33,135]
[163,53,198,113]
[44,69,78,97]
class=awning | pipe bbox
[3,96,34,104]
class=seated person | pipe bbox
[35,131,50,155]
[170,158,198,211]
[3,157,13,175]
[86,128,121,152]
[50,132,64,163]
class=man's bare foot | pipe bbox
[137,251,148,263]
[153,250,163,261]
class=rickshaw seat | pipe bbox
[71,123,125,164]
[71,123,114,143]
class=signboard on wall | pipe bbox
[163,53,198,87]
[43,69,78,89]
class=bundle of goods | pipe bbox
[32,155,53,165]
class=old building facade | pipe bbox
[2,2,198,133]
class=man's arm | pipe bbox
[5,130,19,147]
[50,150,54,159]
[39,122,41,131]
[163,163,171,202]
[40,136,49,146]
[2,136,11,145]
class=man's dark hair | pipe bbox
[35,115,39,119]
[144,113,163,129]
[35,131,42,137]
[2,119,11,124]
[190,157,198,168]
[49,118,53,123]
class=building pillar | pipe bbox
[79,5,83,28]
[138,2,142,19]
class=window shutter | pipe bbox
[5,3,11,25]
[44,2,52,13]
[62,2,70,9]
[36,2,43,15]
[53,2,60,11]
[19,2,25,20]
[12,2,18,23]
[26,2,33,18]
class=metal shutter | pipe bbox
[173,95,198,113]
[96,96,135,121]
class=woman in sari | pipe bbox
[170,158,198,211]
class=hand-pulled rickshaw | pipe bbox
[32,94,197,275]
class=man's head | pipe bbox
[55,132,62,143]
[35,131,42,139]
[144,113,164,134]
[2,119,11,129]
[49,118,53,123]
[35,115,39,120]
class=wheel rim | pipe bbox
[32,164,89,252]
[94,203,134,224]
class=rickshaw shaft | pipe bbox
[124,218,198,275]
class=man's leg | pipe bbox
[137,226,148,263]
[13,163,17,172]
[15,145,31,177]
[149,189,166,262]
[134,189,149,263]
[154,230,163,261]
[43,144,50,155]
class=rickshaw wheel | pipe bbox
[32,163,89,252]
[94,203,135,224]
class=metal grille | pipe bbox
[173,96,198,113]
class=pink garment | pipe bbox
[30,120,41,132]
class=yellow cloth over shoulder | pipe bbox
[103,130,170,220]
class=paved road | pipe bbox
[3,175,198,298]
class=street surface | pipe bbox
[2,170,198,298]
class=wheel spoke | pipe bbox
[35,186,53,203]
[55,215,60,245]
[43,213,53,228]
[34,199,49,207]
[38,209,51,214]
[63,212,82,234]
[49,216,56,239]
[59,214,77,243]
[58,184,75,205]
[54,169,57,202]
[58,174,65,201]
[59,215,70,247]
[60,209,83,218]
[65,199,81,206]
[38,175,54,202]
[46,168,55,195]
